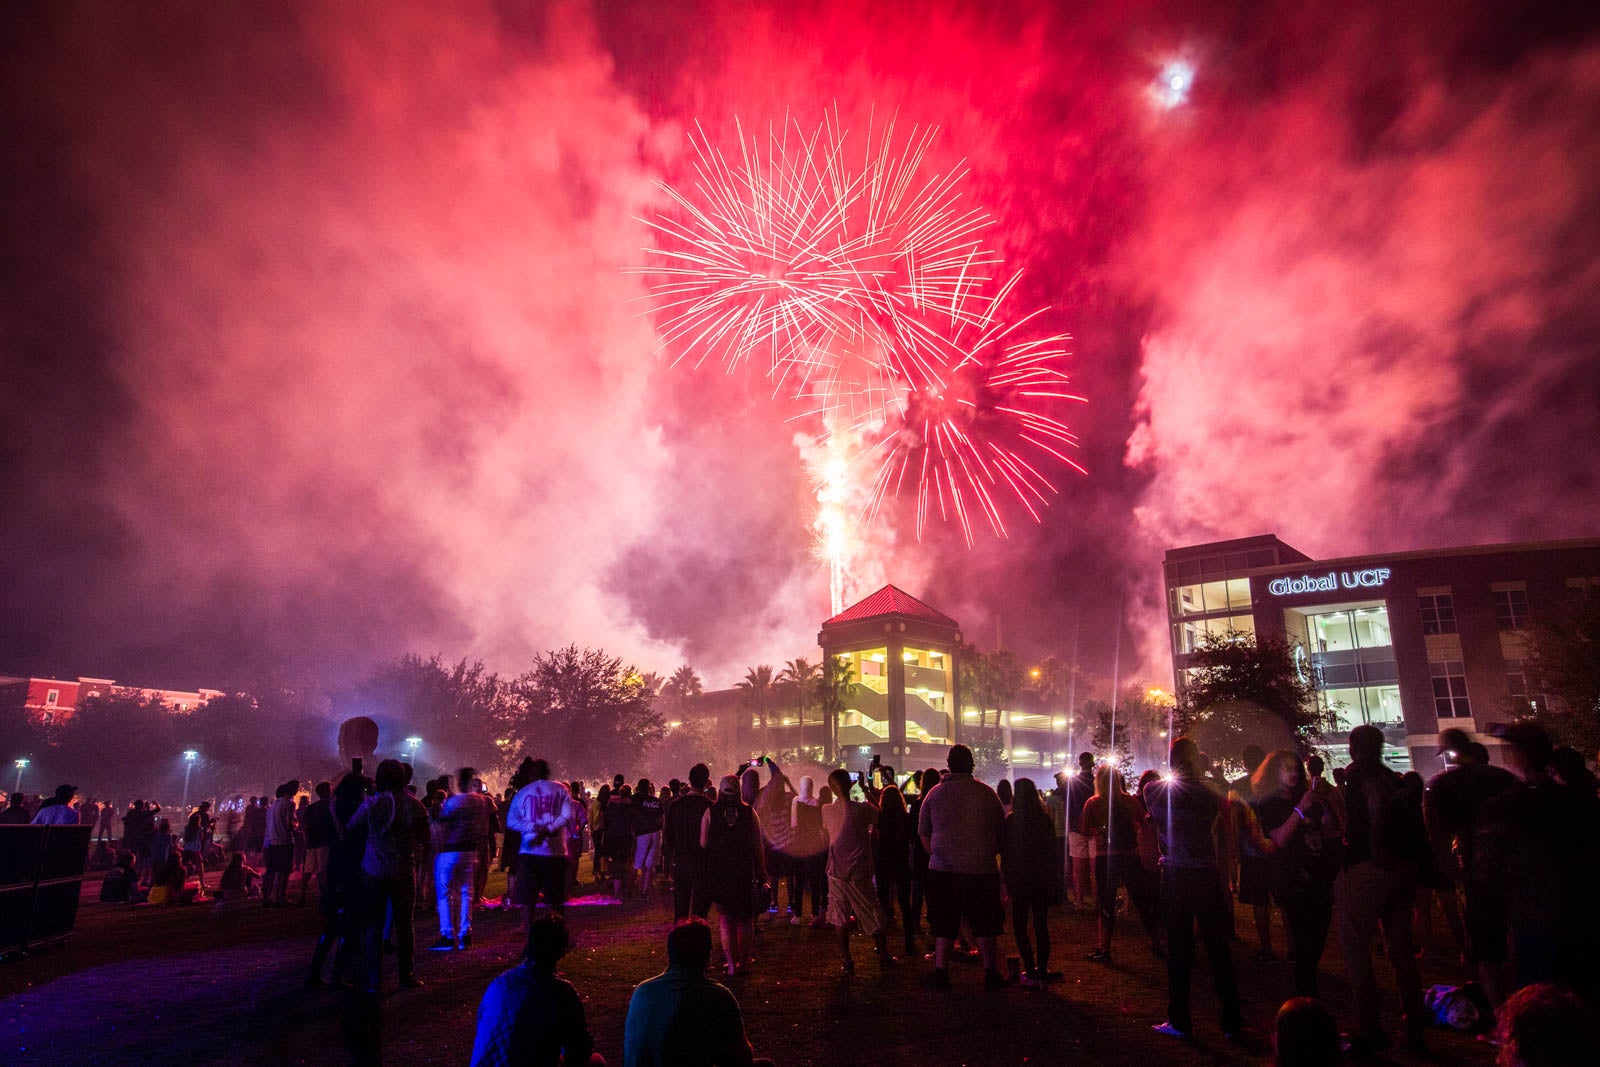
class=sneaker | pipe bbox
[429,936,455,952]
[920,967,951,989]
[398,974,424,989]
[1151,1021,1191,1040]
[1086,948,1111,963]
[458,934,472,950]
[982,968,1008,991]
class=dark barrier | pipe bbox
[0,824,91,956]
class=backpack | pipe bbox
[1367,768,1427,869]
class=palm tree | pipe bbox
[662,665,703,714]
[638,671,666,699]
[778,657,822,760]
[737,665,776,754]
[819,657,855,765]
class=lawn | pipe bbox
[1,870,1498,1066]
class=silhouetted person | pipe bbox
[470,915,602,1067]
[1143,737,1243,1041]
[1335,724,1427,1055]
[1273,997,1338,1067]
[0,793,29,824]
[1493,983,1600,1067]
[623,920,772,1067]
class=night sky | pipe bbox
[4,0,1599,693]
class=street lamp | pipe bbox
[182,750,198,810]
[406,736,422,762]
[13,758,27,793]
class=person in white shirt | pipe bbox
[506,759,574,957]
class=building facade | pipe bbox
[1164,534,1600,769]
[0,675,223,725]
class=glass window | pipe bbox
[1321,684,1403,733]
[1420,593,1457,635]
[1173,614,1256,654]
[1172,579,1252,618]
[46,689,60,706]
[1493,588,1528,631]
[1304,604,1392,653]
[1431,660,1471,719]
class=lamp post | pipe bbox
[13,758,26,794]
[182,750,198,811]
[406,736,422,766]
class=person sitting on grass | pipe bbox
[217,852,262,901]
[100,851,138,903]
[623,920,773,1067]
[146,854,196,906]
[469,915,602,1067]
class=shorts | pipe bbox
[1068,831,1092,860]
[302,846,329,877]
[1237,854,1274,907]
[264,844,294,875]
[827,874,886,937]
[925,869,1004,940]
[517,853,568,911]
[633,831,661,870]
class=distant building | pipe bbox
[1163,534,1600,769]
[0,675,223,725]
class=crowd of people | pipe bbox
[5,717,1599,1067]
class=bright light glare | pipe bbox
[406,736,422,748]
[14,759,27,769]
[1155,60,1195,109]
[183,749,198,761]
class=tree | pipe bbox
[340,654,517,778]
[1177,632,1320,757]
[778,657,822,760]
[1522,592,1600,754]
[969,731,1008,784]
[662,665,704,714]
[509,646,666,782]
[53,689,180,800]
[737,665,777,755]
[0,684,46,777]
[819,657,854,765]
[1087,701,1132,771]
[637,672,666,700]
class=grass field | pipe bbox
[1,869,1499,1066]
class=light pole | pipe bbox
[13,758,26,794]
[406,736,422,763]
[182,750,198,811]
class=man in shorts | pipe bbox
[916,745,1007,990]
[821,768,895,974]
[1065,752,1096,909]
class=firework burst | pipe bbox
[855,280,1085,546]
[640,113,996,391]
[640,113,1086,571]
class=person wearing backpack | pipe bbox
[1335,725,1427,1056]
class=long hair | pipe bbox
[1010,777,1050,834]
[880,785,907,817]
[1093,764,1126,799]
[1250,750,1306,798]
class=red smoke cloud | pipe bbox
[2,2,1596,690]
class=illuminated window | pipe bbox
[1492,587,1528,631]
[1419,593,1456,636]
[46,689,60,706]
[1431,660,1471,719]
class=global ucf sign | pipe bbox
[1267,568,1392,596]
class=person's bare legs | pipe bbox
[934,936,953,969]
[1254,903,1274,954]
[978,935,998,973]
[719,914,738,975]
